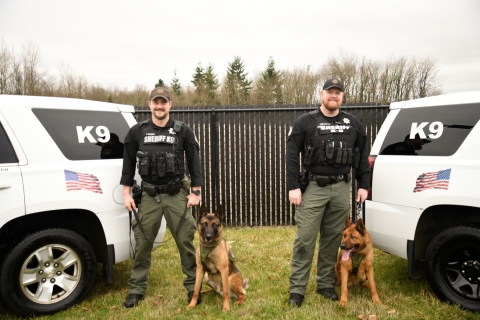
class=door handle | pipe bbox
[0,184,12,190]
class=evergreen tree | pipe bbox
[204,63,219,105]
[223,56,252,105]
[154,78,165,88]
[191,62,219,106]
[257,57,283,105]
[191,62,206,105]
[170,70,182,97]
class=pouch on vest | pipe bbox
[151,153,158,177]
[157,150,166,177]
[166,153,175,173]
[137,151,150,175]
[304,145,316,165]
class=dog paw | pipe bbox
[186,304,195,310]
[340,299,348,307]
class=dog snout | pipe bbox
[340,243,347,250]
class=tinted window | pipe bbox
[0,122,19,163]
[379,103,479,156]
[32,109,130,160]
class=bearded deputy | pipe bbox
[285,78,371,307]
[120,87,203,308]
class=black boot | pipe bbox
[287,293,304,307]
[316,288,339,301]
[123,293,144,308]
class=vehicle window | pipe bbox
[32,109,129,161]
[379,103,480,156]
[0,122,19,163]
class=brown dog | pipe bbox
[186,204,248,312]
[335,216,381,306]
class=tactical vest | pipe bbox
[303,110,359,168]
[137,119,185,180]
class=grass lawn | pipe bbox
[0,226,478,319]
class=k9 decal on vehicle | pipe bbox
[32,109,130,160]
[379,104,479,157]
[77,126,111,143]
[409,121,443,140]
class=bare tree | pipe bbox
[415,57,441,98]
[282,65,320,105]
[0,39,11,94]
[22,42,46,96]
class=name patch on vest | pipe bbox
[318,123,351,133]
[143,135,178,144]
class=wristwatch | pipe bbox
[192,190,201,196]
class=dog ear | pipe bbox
[199,204,208,218]
[344,215,352,229]
[216,204,224,222]
[355,218,366,235]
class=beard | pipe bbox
[152,109,168,121]
[322,99,341,112]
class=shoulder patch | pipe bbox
[173,120,183,133]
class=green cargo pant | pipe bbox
[127,188,197,295]
[289,179,350,295]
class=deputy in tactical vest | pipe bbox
[120,87,203,308]
[286,78,371,307]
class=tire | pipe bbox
[0,229,97,317]
[425,226,480,312]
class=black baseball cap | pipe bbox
[322,78,344,92]
[149,87,171,101]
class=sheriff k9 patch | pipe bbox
[143,134,178,144]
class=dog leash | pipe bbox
[175,204,189,236]
[129,208,164,244]
[354,201,363,222]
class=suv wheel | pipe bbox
[0,229,96,317]
[425,226,480,312]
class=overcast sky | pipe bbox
[1,0,479,95]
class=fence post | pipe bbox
[210,108,219,209]
[351,168,356,222]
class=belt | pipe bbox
[142,180,182,196]
[308,172,349,185]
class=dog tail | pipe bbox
[243,278,249,289]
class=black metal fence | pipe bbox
[135,104,389,226]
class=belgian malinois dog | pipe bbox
[186,204,248,312]
[335,216,381,306]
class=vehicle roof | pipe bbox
[390,91,480,110]
[0,95,135,113]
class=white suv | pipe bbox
[0,95,165,317]
[365,91,480,311]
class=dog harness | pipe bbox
[200,240,235,273]
[350,254,365,275]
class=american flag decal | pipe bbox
[64,170,103,194]
[413,169,451,193]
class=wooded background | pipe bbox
[0,41,442,106]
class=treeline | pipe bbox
[0,41,442,107]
